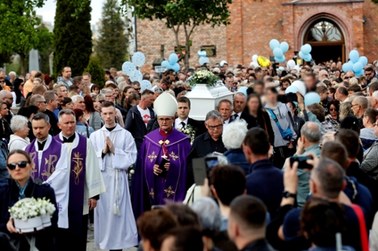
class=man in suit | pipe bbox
[125,89,155,150]
[174,97,204,137]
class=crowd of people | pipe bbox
[0,58,378,251]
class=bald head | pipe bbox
[301,121,321,144]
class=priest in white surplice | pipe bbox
[48,109,105,251]
[90,101,138,251]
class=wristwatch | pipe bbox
[282,191,297,199]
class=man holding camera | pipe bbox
[292,121,321,207]
[132,92,191,219]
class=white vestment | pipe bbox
[47,132,105,229]
[90,124,138,250]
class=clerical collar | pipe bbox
[63,134,76,143]
[37,139,47,151]
[106,125,117,132]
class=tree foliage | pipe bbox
[373,0,378,3]
[53,0,92,77]
[0,0,46,74]
[95,0,128,70]
[85,55,105,88]
[121,0,232,69]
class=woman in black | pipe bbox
[0,150,58,251]
[240,93,275,145]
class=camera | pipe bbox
[290,155,313,170]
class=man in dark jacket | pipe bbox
[228,195,276,251]
[243,128,283,217]
[125,89,155,150]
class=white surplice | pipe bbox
[47,133,105,229]
[89,124,138,250]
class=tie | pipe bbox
[181,122,186,129]
[232,113,239,121]
[37,141,46,151]
[63,134,76,143]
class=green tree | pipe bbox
[35,25,54,74]
[122,0,232,69]
[0,0,46,74]
[53,0,92,77]
[85,55,105,88]
[95,0,128,69]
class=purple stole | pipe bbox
[25,137,62,182]
[55,134,87,235]
[133,129,191,218]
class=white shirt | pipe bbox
[137,105,151,127]
[175,117,189,130]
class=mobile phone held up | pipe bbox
[290,155,313,170]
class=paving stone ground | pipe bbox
[87,227,137,251]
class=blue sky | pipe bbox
[36,0,105,25]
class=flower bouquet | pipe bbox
[179,124,196,144]
[188,70,219,87]
[9,198,55,233]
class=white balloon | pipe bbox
[252,54,258,63]
[287,59,296,69]
[291,80,306,96]
[122,61,136,76]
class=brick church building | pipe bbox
[136,0,378,68]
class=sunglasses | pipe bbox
[7,161,29,170]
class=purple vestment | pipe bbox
[55,134,87,236]
[25,136,62,182]
[132,129,191,218]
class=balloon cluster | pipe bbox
[198,51,209,66]
[269,39,289,63]
[122,51,145,83]
[161,53,181,72]
[342,50,368,77]
[299,44,312,62]
[121,52,152,90]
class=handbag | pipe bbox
[266,108,293,141]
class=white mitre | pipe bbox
[154,92,178,117]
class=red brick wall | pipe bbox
[136,0,378,69]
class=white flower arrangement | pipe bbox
[179,124,196,144]
[188,70,219,87]
[9,197,55,221]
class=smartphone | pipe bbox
[290,155,313,170]
[192,158,207,186]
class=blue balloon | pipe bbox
[342,62,353,72]
[358,56,368,67]
[132,52,146,67]
[303,54,312,62]
[273,47,283,58]
[353,62,363,73]
[301,44,312,54]
[274,56,285,63]
[172,63,180,72]
[285,85,299,94]
[140,80,152,92]
[199,57,209,66]
[280,42,289,53]
[168,53,179,65]
[355,70,364,77]
[122,61,136,76]
[304,92,321,107]
[161,60,170,68]
[238,86,248,96]
[349,50,360,63]
[298,51,305,59]
[269,39,280,50]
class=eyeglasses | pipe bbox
[7,161,29,170]
[351,104,359,108]
[329,108,337,112]
[207,124,223,130]
[344,76,352,79]
[134,88,141,91]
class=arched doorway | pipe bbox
[304,19,345,63]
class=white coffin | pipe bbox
[186,83,233,121]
